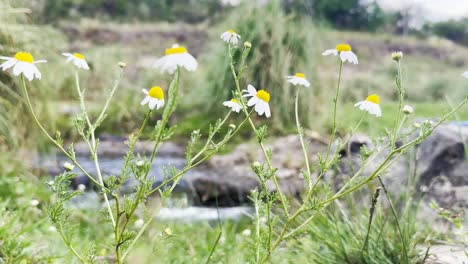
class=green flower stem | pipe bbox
[57,224,86,263]
[190,111,231,164]
[377,176,409,264]
[20,75,106,190]
[228,45,290,217]
[147,109,253,196]
[295,88,311,187]
[95,69,124,127]
[115,109,152,264]
[262,97,467,262]
[324,61,343,166]
[122,109,251,261]
[74,72,116,228]
[119,69,181,260]
[308,113,367,200]
[391,61,404,150]
[254,195,261,263]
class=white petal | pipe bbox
[255,101,267,116]
[247,96,258,107]
[33,60,47,64]
[141,96,150,106]
[0,56,13,60]
[264,103,271,118]
[354,101,364,107]
[462,71,468,79]
[149,98,158,109]
[0,58,17,71]
[322,49,338,56]
[247,84,256,96]
[62,53,72,57]
[32,64,42,80]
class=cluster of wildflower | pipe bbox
[2,31,466,121]
[217,31,417,119]
[0,43,200,113]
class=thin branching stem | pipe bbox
[74,72,116,228]
[295,88,311,187]
[377,176,409,264]
[228,45,290,217]
[20,75,106,190]
[324,61,343,165]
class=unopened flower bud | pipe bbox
[252,161,261,167]
[392,51,403,62]
[136,160,145,167]
[164,227,173,236]
[63,162,75,172]
[402,105,413,115]
[229,124,236,130]
[413,122,421,128]
[244,41,252,49]
[241,229,251,236]
[118,61,126,68]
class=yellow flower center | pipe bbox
[336,44,352,52]
[148,86,164,100]
[165,46,187,55]
[73,53,85,59]
[14,52,34,63]
[294,73,305,78]
[256,90,270,103]
[230,98,238,103]
[227,29,236,34]
[366,94,380,104]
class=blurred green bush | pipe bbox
[198,0,317,131]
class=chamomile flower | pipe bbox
[62,52,89,70]
[287,72,310,87]
[322,44,358,64]
[141,86,165,110]
[153,44,198,74]
[242,84,271,118]
[462,71,468,79]
[354,94,382,117]
[220,30,241,45]
[0,52,46,81]
[223,98,242,113]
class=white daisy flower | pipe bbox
[287,72,310,87]
[62,52,89,70]
[220,30,241,45]
[322,44,358,64]
[242,84,271,118]
[0,52,46,81]
[462,71,468,79]
[153,44,198,74]
[141,86,165,110]
[223,98,242,113]
[354,94,382,117]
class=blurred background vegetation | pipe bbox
[1,0,467,173]
[1,0,467,262]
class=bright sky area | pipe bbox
[377,0,468,21]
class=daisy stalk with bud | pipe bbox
[391,51,405,150]
[227,39,290,218]
[322,43,359,168]
[287,72,312,187]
